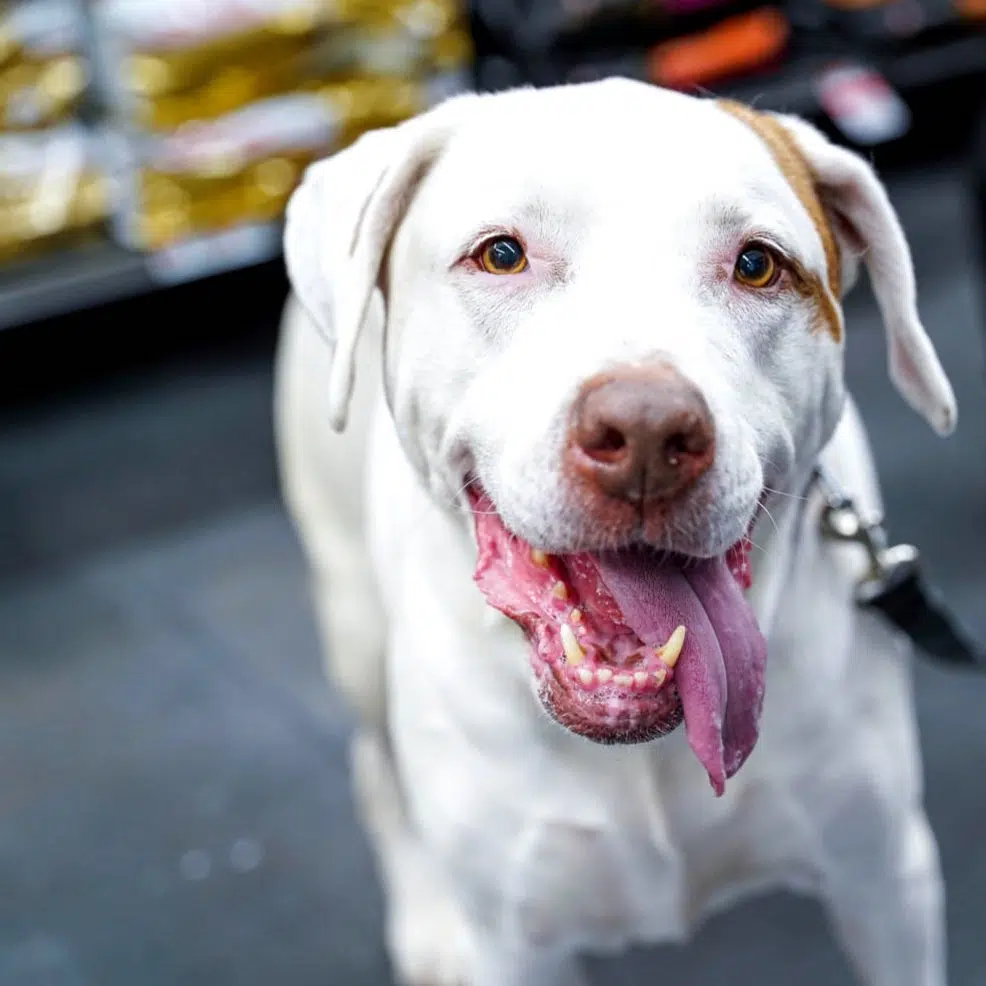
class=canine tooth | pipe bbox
[652,667,667,687]
[531,549,549,567]
[596,668,613,684]
[560,624,585,666]
[552,581,568,600]
[570,608,582,623]
[634,671,649,689]
[578,668,594,686]
[657,626,687,668]
[614,673,634,687]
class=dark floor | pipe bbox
[1,165,985,986]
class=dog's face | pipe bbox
[389,90,844,554]
[286,80,955,794]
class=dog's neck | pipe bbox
[747,466,821,644]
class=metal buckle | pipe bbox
[813,466,921,607]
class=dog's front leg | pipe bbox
[818,799,946,986]
[469,935,589,986]
[350,731,479,986]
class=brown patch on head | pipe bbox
[718,99,843,342]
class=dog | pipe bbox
[273,78,957,986]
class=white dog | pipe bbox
[273,79,957,986]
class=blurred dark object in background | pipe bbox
[467,0,986,92]
[973,97,986,290]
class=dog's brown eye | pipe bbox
[480,236,528,275]
[734,244,778,289]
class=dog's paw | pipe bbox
[386,892,476,986]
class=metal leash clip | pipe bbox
[814,466,986,669]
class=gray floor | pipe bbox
[1,166,985,986]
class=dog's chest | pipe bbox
[420,750,692,952]
[431,739,820,953]
[498,812,685,950]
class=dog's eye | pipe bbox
[479,236,528,275]
[734,244,778,289]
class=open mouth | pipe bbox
[469,489,767,796]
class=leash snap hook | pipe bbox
[811,465,985,669]
[813,466,922,599]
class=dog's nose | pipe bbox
[568,365,715,503]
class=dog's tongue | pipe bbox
[594,552,767,795]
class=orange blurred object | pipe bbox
[955,0,986,18]
[648,8,790,90]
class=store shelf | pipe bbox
[0,222,283,332]
[0,242,148,332]
[1,32,983,332]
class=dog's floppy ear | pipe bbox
[283,95,473,431]
[773,113,957,436]
[721,100,956,436]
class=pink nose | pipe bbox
[567,364,716,505]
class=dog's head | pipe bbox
[285,80,955,794]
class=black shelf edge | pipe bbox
[0,243,150,332]
[720,34,986,118]
[0,223,283,332]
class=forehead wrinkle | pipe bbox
[705,199,750,231]
[441,185,584,241]
[700,196,802,248]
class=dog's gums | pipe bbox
[470,489,767,796]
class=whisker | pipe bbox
[762,485,808,503]
[759,501,780,536]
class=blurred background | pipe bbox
[0,1,984,984]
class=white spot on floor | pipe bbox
[229,837,265,874]
[179,849,212,881]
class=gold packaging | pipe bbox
[0,163,109,263]
[102,0,468,129]
[121,0,461,97]
[132,25,470,129]
[0,53,86,129]
[0,0,87,129]
[0,172,107,262]
[127,76,451,250]
[136,147,317,251]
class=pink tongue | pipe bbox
[594,552,767,796]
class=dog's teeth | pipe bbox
[652,667,667,687]
[560,623,585,666]
[634,671,649,689]
[614,673,634,687]
[656,626,687,668]
[570,608,582,623]
[552,581,568,600]
[596,667,613,684]
[578,668,594,686]
[531,549,549,567]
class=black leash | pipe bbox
[812,466,986,670]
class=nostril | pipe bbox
[588,426,628,462]
[663,412,713,467]
[579,423,629,465]
[663,432,690,468]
